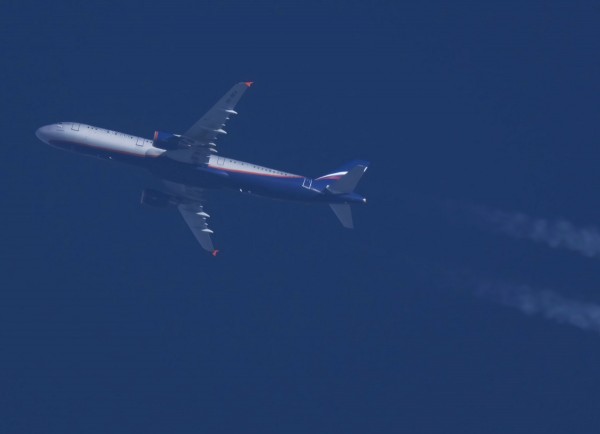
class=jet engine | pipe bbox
[152,131,183,150]
[140,188,179,208]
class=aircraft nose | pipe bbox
[35,125,54,144]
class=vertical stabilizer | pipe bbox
[326,165,368,194]
[329,203,354,229]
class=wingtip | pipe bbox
[212,249,220,257]
[244,81,254,88]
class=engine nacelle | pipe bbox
[140,188,179,208]
[152,131,182,150]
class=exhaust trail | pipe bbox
[470,207,600,258]
[475,280,600,335]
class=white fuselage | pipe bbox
[37,122,164,159]
[36,122,301,179]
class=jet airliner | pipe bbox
[36,82,369,255]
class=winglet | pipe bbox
[244,81,254,87]
[212,249,220,257]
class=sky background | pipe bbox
[2,1,600,432]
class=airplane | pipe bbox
[35,82,369,255]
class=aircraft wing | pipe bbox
[178,203,216,254]
[165,82,252,164]
[162,181,218,255]
[184,81,252,144]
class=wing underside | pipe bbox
[161,181,217,254]
[177,203,215,253]
[164,81,252,164]
[184,81,252,143]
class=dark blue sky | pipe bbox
[3,1,600,433]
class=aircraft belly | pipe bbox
[152,164,312,201]
[47,139,144,165]
[229,172,320,201]
[148,159,227,189]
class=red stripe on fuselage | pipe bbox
[207,165,303,178]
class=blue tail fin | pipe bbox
[326,165,368,194]
[315,159,370,185]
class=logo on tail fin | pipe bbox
[316,171,348,181]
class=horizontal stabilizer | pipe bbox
[326,165,368,194]
[329,203,353,229]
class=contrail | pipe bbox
[470,207,600,258]
[475,280,600,334]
